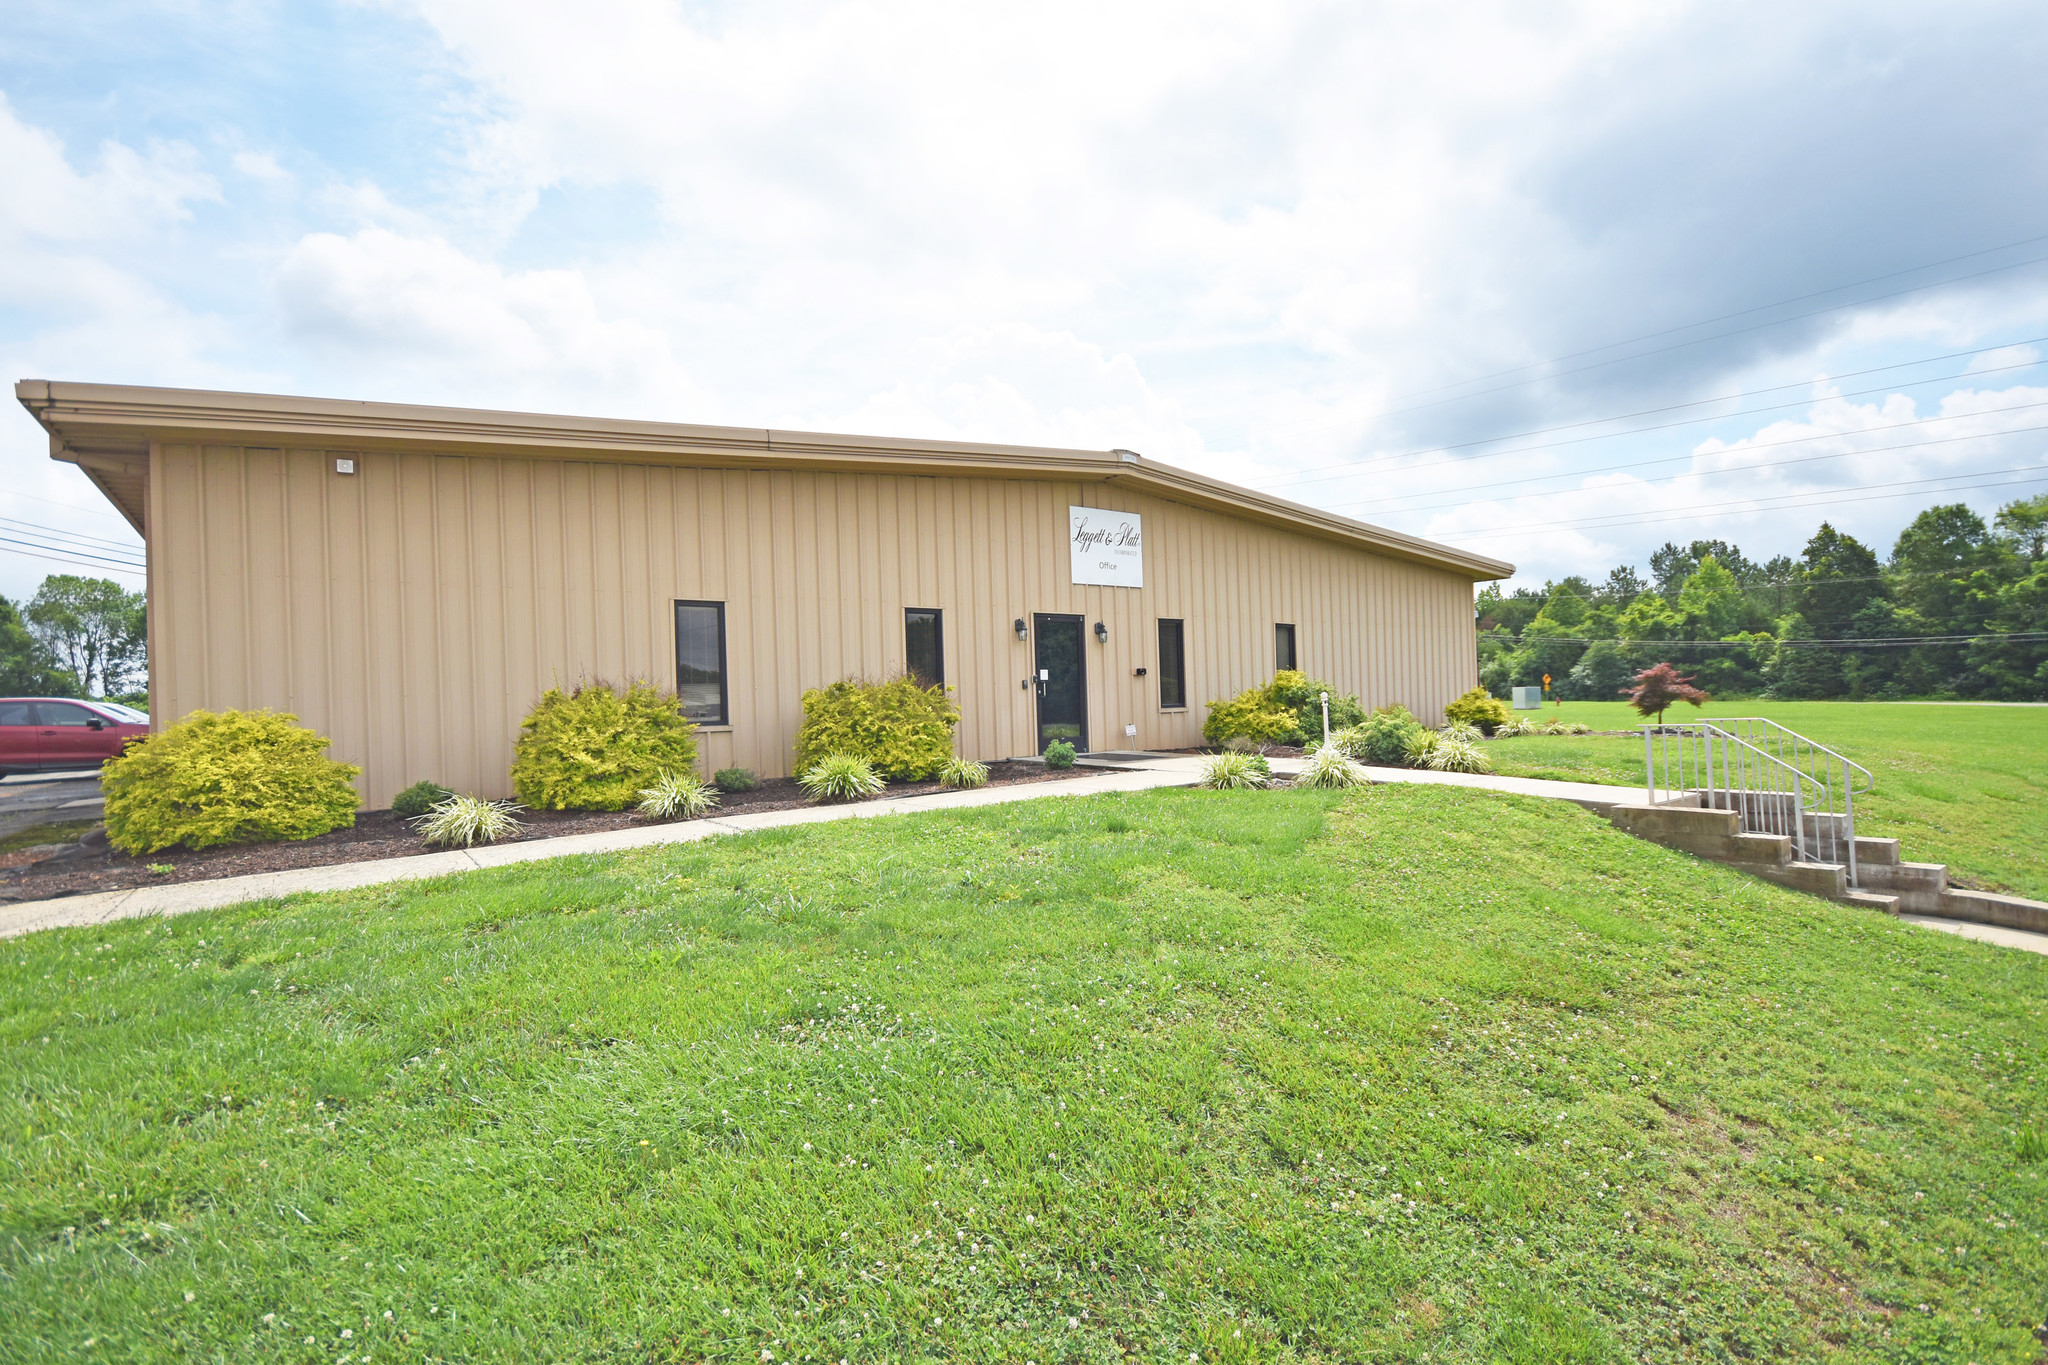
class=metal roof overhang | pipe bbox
[16,379,1513,580]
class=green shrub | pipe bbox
[1205,669,1365,746]
[794,676,959,780]
[391,780,454,818]
[1043,740,1077,770]
[414,794,524,848]
[100,709,361,855]
[1265,669,1368,741]
[713,767,759,793]
[1295,745,1370,789]
[637,771,721,820]
[1444,686,1512,734]
[1197,751,1269,789]
[1333,711,1425,767]
[939,756,990,788]
[799,754,886,803]
[511,679,699,812]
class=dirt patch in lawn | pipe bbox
[0,762,1097,902]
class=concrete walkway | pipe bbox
[0,755,1213,939]
[4,753,2036,958]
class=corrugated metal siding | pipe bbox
[147,442,1480,806]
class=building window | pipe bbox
[905,608,944,687]
[1274,622,1297,672]
[675,600,728,725]
[1156,618,1186,709]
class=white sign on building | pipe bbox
[1069,506,1144,587]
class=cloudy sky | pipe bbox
[4,0,2047,602]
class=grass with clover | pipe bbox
[2,782,2044,1363]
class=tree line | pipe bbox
[0,575,148,703]
[1476,493,2048,702]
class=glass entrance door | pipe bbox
[1033,613,1088,754]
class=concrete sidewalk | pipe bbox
[0,755,1214,939]
[8,752,2039,958]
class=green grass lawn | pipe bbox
[3,785,2045,1363]
[1482,701,2048,901]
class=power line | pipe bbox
[0,516,145,553]
[1262,341,2048,494]
[1477,630,2048,651]
[1335,420,2048,520]
[0,488,139,526]
[1440,469,2048,542]
[0,540,148,577]
[1375,232,2048,415]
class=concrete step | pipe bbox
[1854,835,1901,867]
[1755,860,1848,898]
[1855,860,1948,914]
[1609,805,1743,860]
[1940,888,2048,935]
[1842,889,1902,913]
[1726,831,1793,868]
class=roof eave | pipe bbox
[17,379,1513,580]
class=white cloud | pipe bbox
[273,226,712,413]
[231,150,293,185]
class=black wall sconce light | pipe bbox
[1134,666,1148,677]
[1093,621,1109,644]
[1014,618,1028,640]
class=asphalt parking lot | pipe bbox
[0,772,105,842]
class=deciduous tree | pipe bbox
[24,575,147,697]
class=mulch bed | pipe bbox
[0,761,1098,903]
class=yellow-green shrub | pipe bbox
[794,676,959,780]
[1201,688,1299,746]
[100,709,361,854]
[1204,669,1365,746]
[1444,686,1512,734]
[511,679,699,811]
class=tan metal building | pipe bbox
[16,381,1511,806]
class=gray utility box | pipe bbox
[1512,686,1544,710]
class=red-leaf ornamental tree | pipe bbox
[1621,662,1710,723]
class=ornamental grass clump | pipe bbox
[636,770,721,820]
[100,708,361,855]
[1197,751,1269,789]
[1407,725,1493,774]
[799,754,886,803]
[511,679,699,811]
[1295,744,1370,789]
[938,756,990,788]
[413,794,524,848]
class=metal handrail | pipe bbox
[1642,719,1872,887]
[1716,716,1875,796]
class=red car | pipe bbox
[0,698,151,776]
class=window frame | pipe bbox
[673,599,730,727]
[1274,622,1297,672]
[1156,617,1186,710]
[904,607,945,689]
